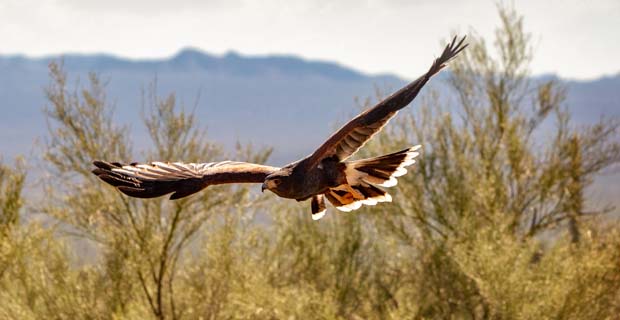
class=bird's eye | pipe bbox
[273,178,282,185]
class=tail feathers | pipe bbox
[325,182,392,212]
[348,145,420,188]
[311,194,327,220]
[321,145,420,213]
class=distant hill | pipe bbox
[0,48,618,164]
[1,49,406,165]
[1,48,618,213]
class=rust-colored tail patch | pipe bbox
[324,183,392,212]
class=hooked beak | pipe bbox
[261,182,267,193]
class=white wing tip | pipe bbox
[312,209,327,220]
[379,178,398,187]
[386,146,421,180]
[392,167,408,177]
[361,198,378,206]
[336,206,353,212]
[336,200,364,212]
[333,192,392,212]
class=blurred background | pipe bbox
[0,1,619,319]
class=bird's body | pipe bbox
[265,156,347,201]
[93,36,467,220]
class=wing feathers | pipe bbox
[93,160,278,200]
[306,36,466,166]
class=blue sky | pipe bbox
[1,0,618,80]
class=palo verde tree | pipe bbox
[40,64,270,319]
[362,4,620,318]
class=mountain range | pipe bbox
[1,48,618,211]
[2,48,618,162]
[2,49,407,164]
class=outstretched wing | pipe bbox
[305,36,467,167]
[92,160,279,200]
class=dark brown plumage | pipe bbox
[92,36,467,220]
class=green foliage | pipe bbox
[451,223,620,319]
[1,4,619,320]
[0,159,25,228]
[359,4,620,318]
[40,64,273,319]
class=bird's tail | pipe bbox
[323,145,421,212]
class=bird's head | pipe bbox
[261,169,293,196]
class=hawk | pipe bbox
[92,36,467,220]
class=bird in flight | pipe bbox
[92,36,467,220]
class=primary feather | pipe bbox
[92,160,278,199]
